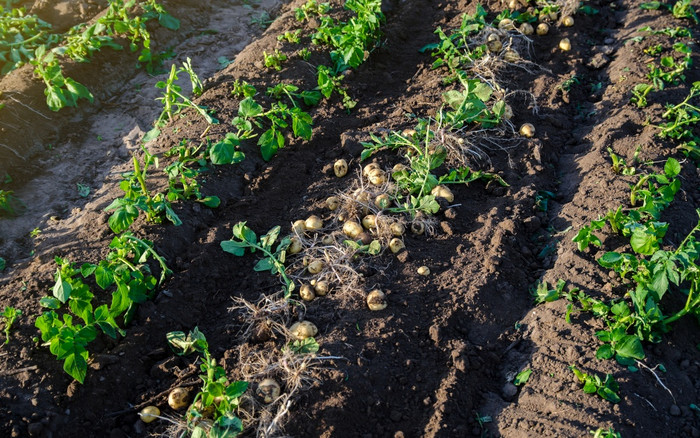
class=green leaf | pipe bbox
[166,327,208,355]
[201,196,221,208]
[143,128,161,143]
[53,272,72,303]
[630,227,659,255]
[259,128,282,161]
[107,204,139,234]
[63,347,89,383]
[238,97,263,118]
[210,138,236,165]
[616,335,645,360]
[224,380,249,400]
[596,344,614,360]
[513,368,532,386]
[158,13,180,30]
[664,157,681,177]
[253,257,274,272]
[39,297,62,309]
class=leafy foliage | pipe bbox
[1,306,21,344]
[221,222,295,297]
[36,235,170,382]
[167,328,247,438]
[570,365,621,403]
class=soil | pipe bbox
[0,0,699,437]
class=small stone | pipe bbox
[390,410,402,422]
[133,420,146,435]
[669,405,681,416]
[11,425,21,437]
[502,383,518,399]
[444,208,457,219]
[394,432,405,438]
[603,38,614,45]
[429,324,441,343]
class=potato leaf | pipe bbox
[513,368,532,386]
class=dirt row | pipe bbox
[0,0,698,437]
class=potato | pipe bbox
[389,238,404,253]
[292,219,306,234]
[305,215,323,231]
[520,22,534,35]
[487,39,502,53]
[411,220,425,235]
[498,18,515,30]
[417,266,430,276]
[536,22,549,35]
[288,237,302,254]
[507,0,519,9]
[368,168,386,185]
[307,259,323,274]
[139,406,160,423]
[503,49,520,63]
[314,280,330,296]
[392,163,407,173]
[366,289,387,311]
[561,15,574,27]
[168,387,190,410]
[357,232,372,245]
[326,196,340,211]
[559,38,571,52]
[431,185,454,203]
[299,284,316,301]
[321,234,335,245]
[375,193,391,209]
[362,214,377,229]
[290,320,318,339]
[390,222,405,236]
[363,162,380,177]
[343,221,364,239]
[402,129,416,137]
[519,123,536,138]
[256,378,281,404]
[333,159,348,177]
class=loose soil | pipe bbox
[0,0,699,437]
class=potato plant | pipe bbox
[221,222,295,297]
[167,328,248,438]
[0,7,58,75]
[1,306,21,344]
[105,149,182,234]
[35,233,171,383]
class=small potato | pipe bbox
[498,18,515,30]
[326,196,340,211]
[307,260,323,274]
[487,39,502,53]
[417,266,430,276]
[290,320,318,339]
[363,162,380,177]
[314,280,330,296]
[411,220,425,235]
[140,406,160,423]
[256,378,281,404]
[368,168,386,185]
[503,49,520,63]
[547,11,558,21]
[288,237,302,254]
[519,123,536,138]
[305,215,323,231]
[431,185,454,203]
[486,32,500,43]
[519,22,534,35]
[561,15,574,27]
[389,238,404,254]
[366,289,387,311]
[333,159,348,177]
[292,219,306,234]
[357,231,372,245]
[168,387,190,410]
[392,163,407,173]
[362,215,377,229]
[402,129,416,137]
[559,38,571,51]
[507,0,519,9]
[299,284,316,301]
[390,222,405,236]
[536,22,549,35]
[343,221,364,239]
[321,234,335,245]
[375,194,391,209]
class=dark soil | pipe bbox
[1,0,699,437]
